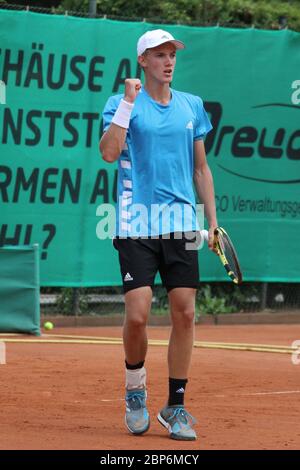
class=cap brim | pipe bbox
[138,38,185,55]
[169,39,185,50]
[153,39,185,50]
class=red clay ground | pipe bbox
[0,324,300,450]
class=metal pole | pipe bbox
[260,283,268,311]
[72,288,80,316]
[89,0,97,18]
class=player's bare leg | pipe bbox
[123,286,152,364]
[168,287,196,378]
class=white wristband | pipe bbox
[111,98,134,129]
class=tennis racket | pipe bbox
[200,227,242,284]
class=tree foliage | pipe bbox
[2,0,300,31]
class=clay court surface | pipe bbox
[1,324,300,450]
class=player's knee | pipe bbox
[182,309,195,327]
[173,308,195,328]
[126,313,147,330]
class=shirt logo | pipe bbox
[186,121,193,129]
[124,272,133,281]
[176,387,185,393]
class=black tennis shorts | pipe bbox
[113,232,200,293]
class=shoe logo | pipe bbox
[186,121,193,129]
[124,272,133,281]
[176,387,185,393]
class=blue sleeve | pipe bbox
[193,97,213,141]
[102,95,122,133]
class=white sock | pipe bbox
[126,366,146,391]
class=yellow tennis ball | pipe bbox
[44,321,54,331]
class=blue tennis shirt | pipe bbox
[102,86,212,237]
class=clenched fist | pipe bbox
[124,78,142,104]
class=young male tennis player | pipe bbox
[100,29,217,441]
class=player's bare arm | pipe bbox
[193,139,218,251]
[99,79,141,163]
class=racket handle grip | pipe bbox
[200,229,209,242]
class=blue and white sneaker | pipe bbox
[125,389,150,435]
[157,405,197,440]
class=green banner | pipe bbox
[0,10,299,285]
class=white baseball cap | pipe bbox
[137,29,185,56]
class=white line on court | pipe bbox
[100,390,300,403]
[215,390,300,398]
[241,390,300,396]
[0,342,6,364]
[101,399,124,402]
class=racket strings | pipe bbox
[217,231,242,283]
[222,237,238,275]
